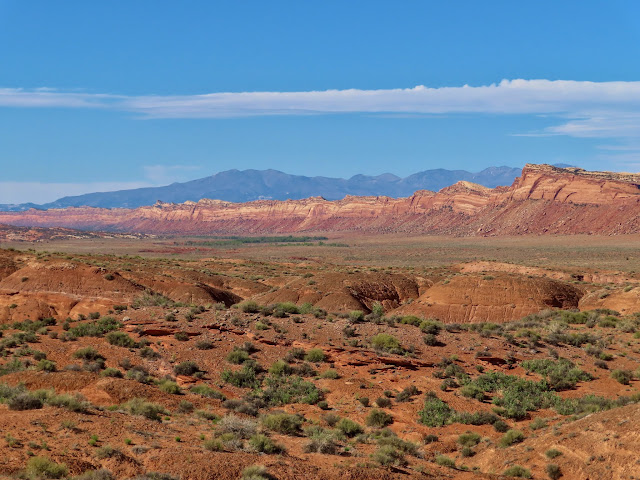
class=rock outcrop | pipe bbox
[0,164,638,235]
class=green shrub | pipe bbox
[73,347,104,362]
[545,448,562,459]
[261,413,302,435]
[221,363,261,388]
[123,398,166,421]
[499,429,525,448]
[248,434,284,454]
[418,392,453,427]
[8,392,43,411]
[69,317,121,338]
[157,380,181,395]
[336,418,363,437]
[611,369,633,385]
[268,360,293,377]
[240,465,271,480]
[303,427,339,454]
[503,465,531,478]
[174,332,189,341]
[457,431,481,447]
[371,333,402,354]
[319,369,339,379]
[434,455,456,468]
[100,367,123,378]
[546,463,562,480]
[366,409,393,428]
[372,445,407,466]
[349,310,365,322]
[239,301,260,313]
[174,361,199,376]
[195,339,214,350]
[105,331,136,348]
[190,384,226,400]
[226,348,250,364]
[304,348,325,363]
[36,359,56,372]
[25,456,68,479]
[419,319,442,335]
[520,358,592,390]
[375,396,392,408]
[261,375,322,405]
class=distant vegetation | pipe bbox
[184,236,348,247]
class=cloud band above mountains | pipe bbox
[1,79,640,138]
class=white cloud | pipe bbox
[2,79,640,138]
[0,181,153,205]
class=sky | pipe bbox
[1,1,640,203]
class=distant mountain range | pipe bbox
[0,165,532,211]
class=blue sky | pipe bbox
[1,1,640,203]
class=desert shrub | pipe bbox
[348,310,365,323]
[177,400,194,414]
[262,413,302,435]
[126,366,152,384]
[460,384,485,401]
[95,445,122,459]
[284,347,305,362]
[457,431,481,447]
[453,411,500,426]
[503,465,531,478]
[240,465,272,480]
[268,360,293,377]
[73,469,114,480]
[366,409,393,428]
[157,380,181,395]
[358,396,370,407]
[423,434,438,444]
[336,417,363,437]
[304,348,325,363]
[423,334,439,346]
[139,346,159,360]
[239,301,260,313]
[372,445,407,466]
[499,429,525,447]
[100,367,123,378]
[8,392,43,410]
[195,339,214,350]
[546,464,562,480]
[396,385,419,402]
[375,396,392,408]
[25,456,68,479]
[611,369,633,385]
[303,427,339,454]
[418,392,453,427]
[248,434,284,454]
[319,369,339,379]
[191,384,226,400]
[174,332,189,341]
[47,393,90,413]
[174,361,200,376]
[226,348,250,365]
[105,331,136,348]
[218,414,257,439]
[69,317,121,338]
[434,455,456,468]
[73,346,104,362]
[371,333,403,354]
[221,363,261,389]
[520,358,592,390]
[261,374,322,405]
[420,319,442,335]
[545,448,562,459]
[36,359,56,372]
[123,398,166,421]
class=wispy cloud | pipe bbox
[2,80,640,139]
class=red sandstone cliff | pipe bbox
[0,164,638,236]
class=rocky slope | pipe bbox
[0,164,638,235]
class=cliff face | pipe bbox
[1,164,639,236]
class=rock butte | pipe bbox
[0,163,639,235]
